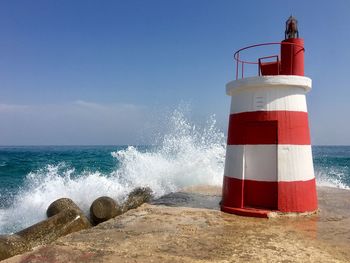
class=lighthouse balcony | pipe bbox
[226,75,312,97]
[233,41,305,80]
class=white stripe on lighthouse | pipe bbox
[224,144,314,182]
[278,144,314,182]
[229,87,308,114]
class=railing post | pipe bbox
[242,62,244,79]
[236,52,239,80]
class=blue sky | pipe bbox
[0,0,349,145]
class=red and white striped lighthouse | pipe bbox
[221,16,318,217]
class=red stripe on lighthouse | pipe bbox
[227,111,311,145]
[221,176,317,214]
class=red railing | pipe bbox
[233,42,305,80]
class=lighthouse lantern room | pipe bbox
[221,16,318,217]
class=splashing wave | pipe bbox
[0,109,226,234]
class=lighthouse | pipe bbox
[221,16,318,217]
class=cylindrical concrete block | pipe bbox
[0,199,92,261]
[16,208,91,247]
[90,196,122,225]
[122,187,153,213]
[0,234,28,261]
[47,198,82,217]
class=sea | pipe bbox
[0,110,349,234]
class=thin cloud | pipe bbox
[0,101,150,145]
[73,100,145,112]
[0,103,29,113]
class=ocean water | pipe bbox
[0,110,349,234]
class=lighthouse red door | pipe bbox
[243,121,278,210]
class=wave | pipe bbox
[0,109,226,234]
[111,110,225,196]
[315,170,350,190]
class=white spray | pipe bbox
[0,109,226,234]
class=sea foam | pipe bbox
[0,109,226,234]
[315,170,350,190]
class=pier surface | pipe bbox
[4,186,350,263]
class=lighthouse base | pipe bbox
[221,205,318,218]
[221,177,318,217]
[221,205,272,218]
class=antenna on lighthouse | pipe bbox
[285,15,299,39]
